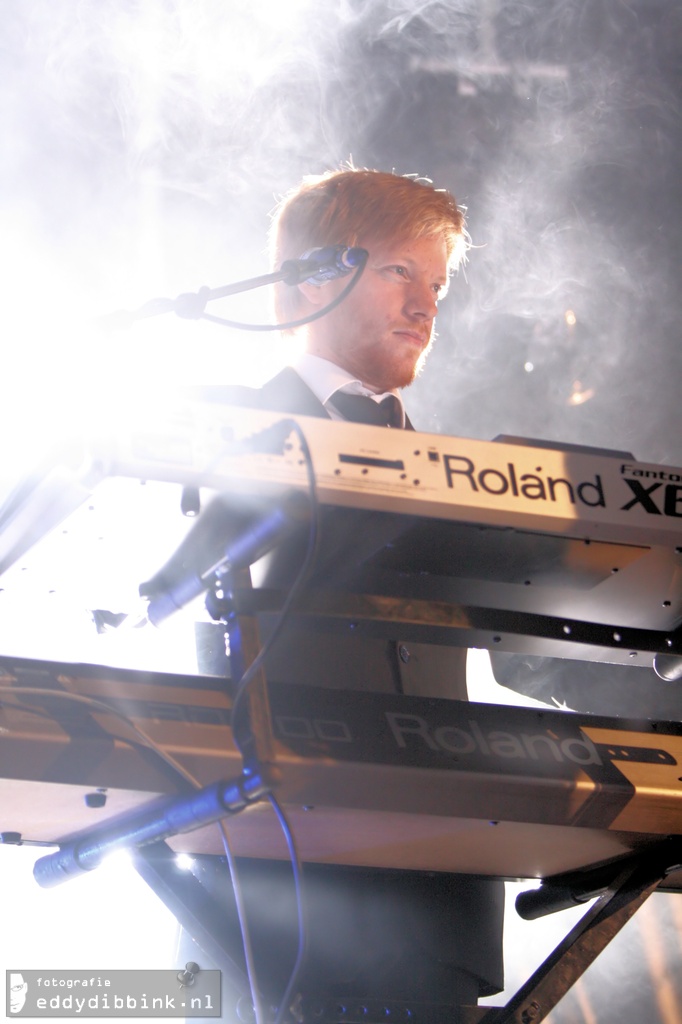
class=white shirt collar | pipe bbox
[293,352,406,425]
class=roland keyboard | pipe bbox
[3,403,682,561]
[0,402,680,667]
[1,654,681,888]
[82,403,682,544]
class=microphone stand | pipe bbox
[96,268,294,331]
[96,255,348,331]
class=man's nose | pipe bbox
[404,279,438,320]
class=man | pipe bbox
[196,168,504,1008]
[9,973,28,1014]
[224,168,466,425]
[203,169,472,699]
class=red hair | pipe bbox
[270,168,467,324]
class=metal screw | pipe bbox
[85,792,107,809]
[399,645,410,664]
[521,1001,541,1023]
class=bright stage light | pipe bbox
[0,844,180,972]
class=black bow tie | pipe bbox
[330,391,402,428]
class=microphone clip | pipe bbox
[280,244,368,286]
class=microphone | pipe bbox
[280,244,368,286]
[33,771,269,887]
[139,490,310,627]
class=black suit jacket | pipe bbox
[196,366,415,427]
[195,366,328,417]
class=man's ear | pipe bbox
[297,280,337,308]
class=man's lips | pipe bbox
[393,328,429,347]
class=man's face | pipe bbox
[10,974,27,1013]
[303,233,449,392]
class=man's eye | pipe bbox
[390,265,408,276]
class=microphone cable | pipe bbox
[199,252,367,332]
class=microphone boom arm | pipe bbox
[97,246,368,330]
